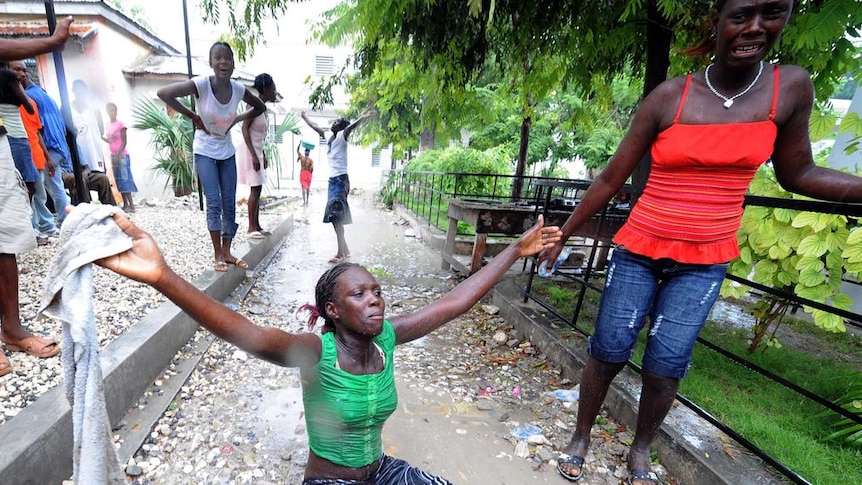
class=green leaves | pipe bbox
[810,108,839,142]
[797,234,829,258]
[723,161,858,350]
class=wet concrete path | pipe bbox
[130,191,579,484]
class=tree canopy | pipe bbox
[202,0,862,171]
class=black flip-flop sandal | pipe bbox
[627,469,659,485]
[556,454,585,482]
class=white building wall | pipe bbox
[146,0,389,195]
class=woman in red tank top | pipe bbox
[547,1,862,484]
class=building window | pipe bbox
[315,56,335,76]
[371,148,381,168]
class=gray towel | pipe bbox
[40,204,131,485]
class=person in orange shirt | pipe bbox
[0,17,71,377]
[18,89,59,242]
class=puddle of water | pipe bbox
[255,372,307,450]
[709,300,755,329]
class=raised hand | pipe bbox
[96,214,169,286]
[54,17,73,44]
[515,214,563,257]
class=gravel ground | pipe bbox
[1,195,275,425]
[3,193,675,484]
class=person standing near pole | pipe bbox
[0,16,72,375]
[300,109,374,263]
[15,59,71,226]
[157,42,265,272]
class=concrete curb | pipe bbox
[491,276,782,485]
[0,213,294,484]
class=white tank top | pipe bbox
[327,131,348,177]
[192,76,245,160]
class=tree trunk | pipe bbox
[630,0,673,200]
[511,115,531,201]
[419,126,435,151]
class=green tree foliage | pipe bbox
[405,146,514,198]
[198,0,299,60]
[721,154,861,351]
[468,66,642,174]
[132,97,195,196]
[205,0,862,165]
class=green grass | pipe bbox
[529,279,862,485]
[634,318,862,485]
[367,267,394,279]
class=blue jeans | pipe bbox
[588,247,728,379]
[45,149,71,226]
[195,153,238,238]
[31,169,57,232]
[8,136,37,183]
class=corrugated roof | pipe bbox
[123,54,255,83]
[0,20,96,39]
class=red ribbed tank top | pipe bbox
[613,66,780,264]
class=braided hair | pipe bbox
[301,262,361,334]
[253,73,274,93]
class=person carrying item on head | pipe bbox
[297,142,314,207]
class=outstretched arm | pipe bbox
[342,109,375,141]
[538,79,666,268]
[301,110,326,138]
[390,215,562,344]
[0,17,72,61]
[97,214,321,367]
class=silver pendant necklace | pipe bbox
[704,61,764,109]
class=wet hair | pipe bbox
[253,73,274,93]
[303,262,362,334]
[209,41,234,61]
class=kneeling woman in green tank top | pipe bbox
[97,214,562,484]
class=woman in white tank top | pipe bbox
[157,42,266,273]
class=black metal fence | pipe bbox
[381,170,622,233]
[382,169,862,485]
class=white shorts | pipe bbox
[0,134,36,254]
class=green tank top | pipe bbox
[301,320,398,468]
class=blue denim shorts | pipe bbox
[588,247,728,379]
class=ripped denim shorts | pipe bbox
[588,247,728,379]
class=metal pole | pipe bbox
[44,0,90,203]
[181,0,203,211]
